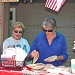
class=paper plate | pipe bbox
[27,63,45,70]
[3,47,27,61]
[13,47,27,61]
[15,47,27,55]
[15,47,27,61]
[44,55,57,62]
[3,48,17,55]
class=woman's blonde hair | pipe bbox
[12,22,25,32]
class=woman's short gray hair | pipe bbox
[42,17,56,28]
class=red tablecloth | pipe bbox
[0,64,60,75]
[0,63,23,75]
[0,63,75,75]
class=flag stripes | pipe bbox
[45,0,66,12]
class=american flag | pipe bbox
[45,0,66,12]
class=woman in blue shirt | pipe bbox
[29,17,68,66]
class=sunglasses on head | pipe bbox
[14,30,23,34]
[43,28,54,32]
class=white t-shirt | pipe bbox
[3,36,30,54]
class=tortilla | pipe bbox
[33,54,39,64]
[44,55,57,62]
[33,57,38,64]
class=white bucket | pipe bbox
[71,59,75,74]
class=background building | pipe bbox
[0,0,75,66]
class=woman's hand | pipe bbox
[8,46,14,48]
[30,50,39,64]
[55,55,64,60]
[30,50,39,58]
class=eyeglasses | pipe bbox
[43,28,54,32]
[14,30,23,34]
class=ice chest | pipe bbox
[1,55,16,68]
[1,48,27,68]
[1,54,24,68]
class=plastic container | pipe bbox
[71,59,75,74]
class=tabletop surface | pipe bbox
[0,63,75,75]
